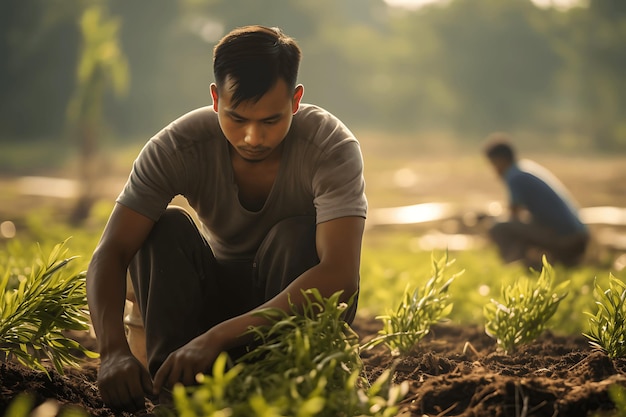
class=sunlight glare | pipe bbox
[384,0,444,10]
[530,0,586,10]
[393,167,419,188]
[0,221,16,239]
[18,176,79,199]
[478,285,490,297]
[369,202,455,226]
[384,0,584,10]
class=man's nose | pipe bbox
[244,124,263,146]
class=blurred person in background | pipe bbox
[86,25,367,411]
[483,132,589,270]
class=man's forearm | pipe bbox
[213,261,359,351]
[86,252,132,356]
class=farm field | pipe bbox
[2,313,625,417]
[1,134,626,416]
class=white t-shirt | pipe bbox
[117,103,367,260]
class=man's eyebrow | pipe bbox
[225,108,283,121]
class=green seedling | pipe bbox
[362,252,461,356]
[484,256,569,354]
[0,240,98,375]
[173,289,407,417]
[584,274,626,358]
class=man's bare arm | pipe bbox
[275,215,364,307]
[86,203,155,410]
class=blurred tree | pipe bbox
[66,4,128,224]
[421,0,563,135]
[1,0,626,153]
[555,0,626,150]
[0,0,82,141]
[360,6,457,131]
[107,0,183,135]
[292,0,390,124]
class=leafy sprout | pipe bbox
[484,256,569,354]
[0,239,98,375]
[173,289,408,417]
[583,274,626,358]
[361,252,462,356]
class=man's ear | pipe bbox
[292,84,304,114]
[210,83,219,112]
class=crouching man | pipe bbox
[86,25,367,411]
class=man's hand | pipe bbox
[98,350,153,411]
[153,330,223,394]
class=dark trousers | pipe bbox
[128,206,357,376]
[489,220,589,269]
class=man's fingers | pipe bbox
[103,381,142,412]
[154,362,200,394]
[129,385,147,411]
[154,355,182,393]
[153,361,170,394]
[167,363,183,390]
[141,367,154,397]
[97,354,151,411]
[182,366,197,386]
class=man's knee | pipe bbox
[129,205,203,290]
[259,216,318,268]
[488,221,510,243]
[256,216,318,299]
[265,216,316,248]
[147,206,196,241]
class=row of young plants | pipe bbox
[363,250,625,358]
[359,230,618,335]
[161,252,626,415]
[1,235,625,416]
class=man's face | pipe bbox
[211,78,303,163]
[488,156,510,179]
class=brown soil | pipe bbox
[353,317,626,417]
[1,317,626,417]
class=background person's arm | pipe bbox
[153,215,365,391]
[87,203,155,410]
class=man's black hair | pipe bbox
[483,132,516,163]
[213,25,301,107]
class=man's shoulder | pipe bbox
[292,103,355,144]
[152,106,221,149]
[295,103,336,121]
[168,106,218,131]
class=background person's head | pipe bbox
[212,25,302,108]
[483,132,517,178]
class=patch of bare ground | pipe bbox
[354,316,626,417]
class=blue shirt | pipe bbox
[504,160,587,236]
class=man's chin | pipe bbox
[238,148,272,162]
[241,157,265,163]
